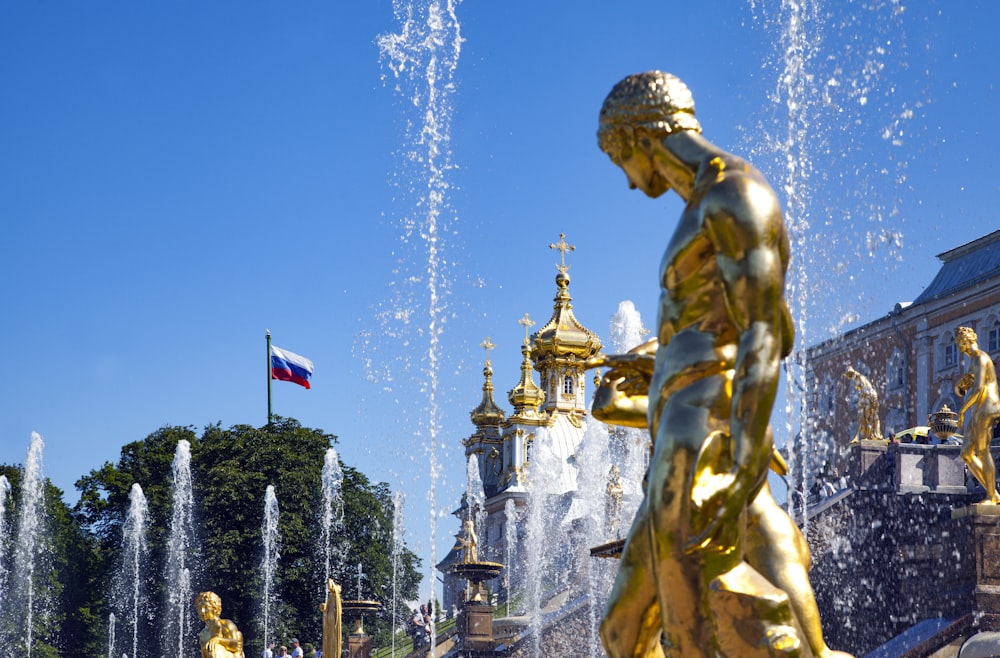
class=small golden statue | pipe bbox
[321,578,343,658]
[196,591,245,658]
[458,517,478,563]
[955,326,1000,504]
[843,366,882,443]
[606,465,624,536]
[591,71,850,658]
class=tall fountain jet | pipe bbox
[377,0,464,635]
[117,483,150,658]
[10,432,48,658]
[0,474,10,625]
[320,448,344,584]
[164,439,197,658]
[391,490,404,658]
[260,485,280,652]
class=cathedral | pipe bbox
[438,234,605,613]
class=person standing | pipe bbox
[289,639,303,658]
[261,642,274,658]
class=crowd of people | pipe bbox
[261,637,313,658]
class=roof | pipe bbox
[912,230,1000,304]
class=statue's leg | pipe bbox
[646,379,728,658]
[973,416,999,503]
[746,483,853,658]
[961,431,993,503]
[600,498,665,658]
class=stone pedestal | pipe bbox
[952,506,1000,614]
[461,601,495,653]
[347,633,372,658]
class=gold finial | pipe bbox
[549,232,576,274]
[518,313,536,344]
[480,336,496,366]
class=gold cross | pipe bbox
[518,313,535,343]
[480,336,495,365]
[549,232,575,273]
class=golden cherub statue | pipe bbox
[196,591,245,658]
[844,366,882,443]
[590,70,850,658]
[955,326,1000,504]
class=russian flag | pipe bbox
[271,345,314,389]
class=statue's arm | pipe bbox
[688,176,787,549]
[586,339,657,428]
[958,356,987,424]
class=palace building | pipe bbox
[438,234,604,613]
[803,229,1000,483]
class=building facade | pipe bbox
[804,230,1000,482]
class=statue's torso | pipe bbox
[651,156,789,408]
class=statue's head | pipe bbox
[598,71,701,163]
[196,591,222,620]
[956,326,978,349]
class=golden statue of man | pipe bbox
[956,326,1000,504]
[459,518,478,563]
[591,71,849,658]
[321,578,343,658]
[844,366,882,443]
[196,591,245,658]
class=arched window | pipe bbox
[939,331,958,370]
[563,375,574,395]
[987,317,1000,354]
[886,349,904,391]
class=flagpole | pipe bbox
[266,330,273,424]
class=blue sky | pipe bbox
[2,0,998,593]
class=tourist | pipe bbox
[421,604,432,645]
[277,647,287,657]
[409,607,424,647]
[289,638,303,658]
[261,642,274,658]
[590,71,850,658]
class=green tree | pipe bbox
[74,418,422,657]
[0,464,101,658]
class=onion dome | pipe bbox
[471,356,506,427]
[508,333,546,414]
[531,237,602,364]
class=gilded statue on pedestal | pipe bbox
[955,326,1000,504]
[590,71,850,658]
[321,578,343,658]
[843,366,882,442]
[459,517,478,563]
[606,465,624,536]
[196,591,245,658]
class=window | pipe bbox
[944,341,958,368]
[989,319,1000,353]
[887,350,904,390]
[939,332,958,370]
[563,375,574,395]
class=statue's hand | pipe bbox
[686,471,739,553]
